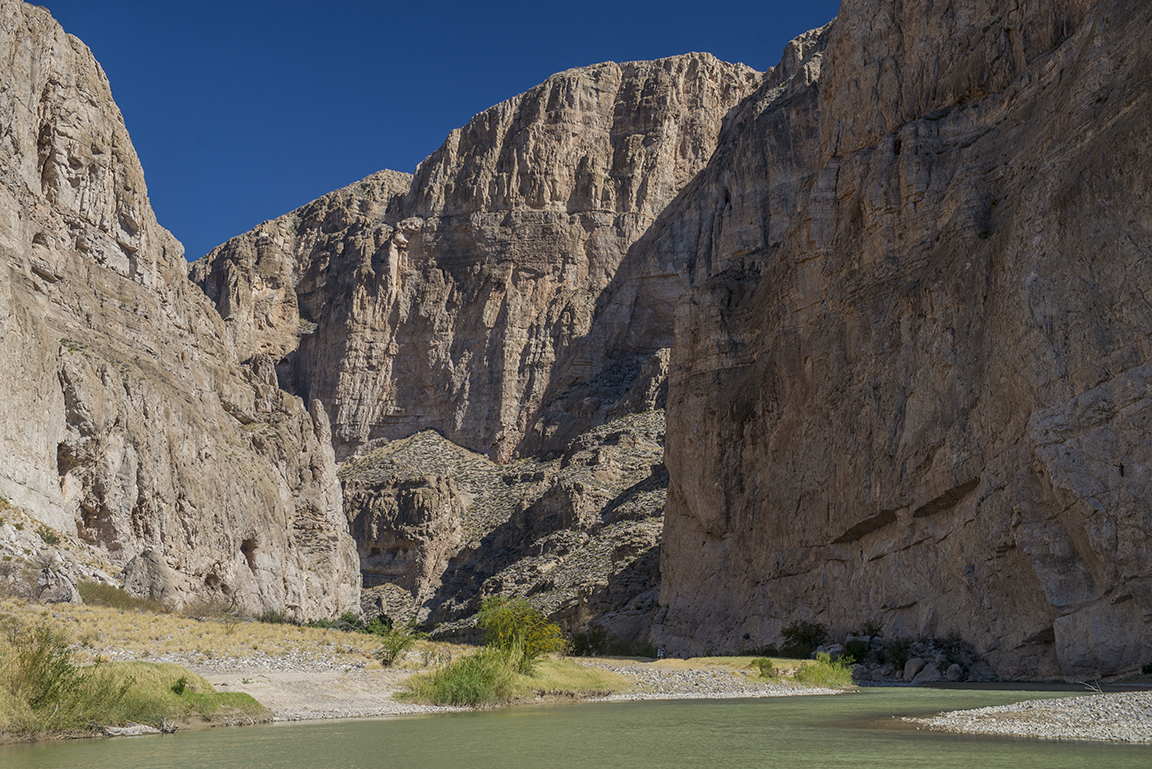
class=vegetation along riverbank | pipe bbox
[0,592,853,740]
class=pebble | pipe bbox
[906,691,1152,743]
[586,663,841,700]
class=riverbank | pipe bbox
[187,655,841,721]
[906,691,1152,743]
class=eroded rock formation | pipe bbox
[191,55,758,462]
[14,0,1148,680]
[651,0,1151,678]
[341,410,667,641]
[0,0,359,619]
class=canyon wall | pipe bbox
[134,0,1152,678]
[652,0,1151,678]
[0,0,359,619]
[191,54,759,462]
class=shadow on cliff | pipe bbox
[421,468,668,630]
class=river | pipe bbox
[3,688,1148,768]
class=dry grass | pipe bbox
[518,658,629,695]
[0,598,471,672]
[1,599,373,664]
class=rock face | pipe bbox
[0,0,359,619]
[191,55,759,462]
[120,0,1151,678]
[342,410,666,641]
[652,0,1152,678]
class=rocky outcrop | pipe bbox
[652,0,1152,678]
[0,0,359,619]
[342,411,667,640]
[191,56,759,462]
[30,0,1144,679]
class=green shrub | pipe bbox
[844,638,870,662]
[882,636,913,668]
[35,524,61,547]
[477,596,565,674]
[374,623,425,667]
[404,648,514,706]
[570,627,656,658]
[364,615,393,636]
[609,637,658,658]
[794,652,854,688]
[781,620,826,659]
[305,611,397,636]
[750,657,776,679]
[1142,662,1152,675]
[0,617,265,736]
[571,626,611,656]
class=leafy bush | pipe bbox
[844,638,870,662]
[404,648,514,706]
[305,611,396,636]
[882,636,913,668]
[477,596,565,674]
[570,627,656,658]
[35,524,61,547]
[794,652,854,688]
[374,622,425,667]
[1142,662,1152,675]
[780,620,827,659]
[0,618,265,736]
[750,657,776,679]
[571,626,611,656]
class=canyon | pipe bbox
[1,0,1149,679]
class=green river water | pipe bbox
[3,688,1148,768]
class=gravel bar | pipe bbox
[586,663,841,700]
[906,691,1152,743]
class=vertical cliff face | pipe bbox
[0,0,359,619]
[654,0,1152,677]
[185,0,1149,677]
[192,54,760,462]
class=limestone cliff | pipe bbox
[652,0,1151,678]
[185,0,1150,678]
[341,410,666,641]
[0,0,359,619]
[191,55,759,462]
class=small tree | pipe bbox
[781,620,827,659]
[476,596,565,674]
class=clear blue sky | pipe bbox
[37,0,842,261]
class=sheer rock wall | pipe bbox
[191,54,759,462]
[652,0,1151,679]
[0,0,359,619]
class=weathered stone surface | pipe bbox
[651,0,1152,678]
[0,0,359,619]
[192,56,759,462]
[912,663,943,684]
[36,567,80,604]
[341,411,667,639]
